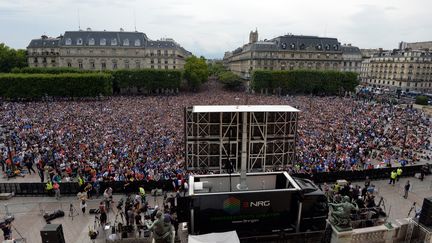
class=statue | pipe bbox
[328,196,358,230]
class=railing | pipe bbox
[0,165,423,196]
[293,165,423,183]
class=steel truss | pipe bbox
[185,107,298,173]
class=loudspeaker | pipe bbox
[40,224,65,243]
[419,197,432,226]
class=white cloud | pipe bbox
[1,0,431,58]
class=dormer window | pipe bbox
[317,44,322,50]
[135,39,141,46]
[325,44,330,50]
[65,38,72,45]
[123,39,129,46]
[89,38,95,45]
[111,38,117,46]
[77,38,83,45]
[100,38,106,45]
[290,43,296,50]
[333,44,339,51]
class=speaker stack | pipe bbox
[419,197,432,227]
[40,224,66,243]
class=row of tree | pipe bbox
[0,43,27,73]
[252,70,359,95]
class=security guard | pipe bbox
[389,170,397,185]
[397,167,403,181]
[46,181,53,196]
[139,186,146,204]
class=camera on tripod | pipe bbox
[0,216,15,228]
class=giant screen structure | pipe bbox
[185,105,299,172]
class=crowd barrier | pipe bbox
[0,165,424,196]
[292,165,424,183]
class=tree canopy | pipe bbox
[183,56,209,91]
[0,43,27,73]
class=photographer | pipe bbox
[1,221,12,241]
[103,187,113,211]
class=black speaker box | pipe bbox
[40,224,65,243]
[419,197,432,226]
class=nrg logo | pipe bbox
[242,200,271,208]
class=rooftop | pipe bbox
[192,105,300,113]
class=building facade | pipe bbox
[399,41,432,51]
[341,44,362,73]
[27,29,191,70]
[360,50,432,92]
[223,30,361,79]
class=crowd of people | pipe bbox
[0,81,431,187]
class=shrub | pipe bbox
[219,71,243,90]
[0,73,112,99]
[251,70,358,95]
[112,69,182,94]
[415,95,428,105]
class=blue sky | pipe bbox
[1,0,432,59]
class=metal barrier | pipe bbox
[293,165,423,183]
[0,165,424,196]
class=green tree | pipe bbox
[208,62,225,77]
[219,71,243,91]
[0,43,27,73]
[184,56,209,91]
[415,95,428,105]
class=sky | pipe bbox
[1,0,432,59]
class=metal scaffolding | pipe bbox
[185,106,299,173]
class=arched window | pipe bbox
[123,39,129,46]
[111,38,117,46]
[135,39,141,46]
[100,38,106,45]
[89,38,95,45]
[77,38,83,45]
[65,38,72,45]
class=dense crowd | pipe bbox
[0,83,431,185]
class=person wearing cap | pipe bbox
[146,211,173,243]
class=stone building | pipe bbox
[399,41,432,51]
[223,30,362,79]
[360,50,432,92]
[27,29,191,70]
[341,44,362,73]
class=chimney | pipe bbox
[86,27,92,31]
[120,28,124,32]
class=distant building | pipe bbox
[360,50,432,92]
[400,41,432,51]
[27,29,191,70]
[223,30,361,79]
[341,44,362,73]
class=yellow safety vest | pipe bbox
[46,181,53,190]
[139,187,145,196]
[397,168,402,176]
[78,177,84,186]
[391,172,397,179]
